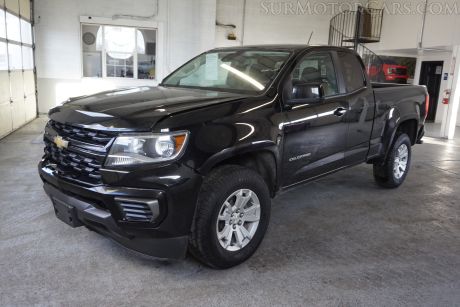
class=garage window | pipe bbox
[0,42,7,70]
[20,19,32,44]
[8,43,21,69]
[6,11,21,42]
[0,8,33,71]
[22,45,33,69]
[0,9,5,38]
[81,23,157,80]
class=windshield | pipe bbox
[162,50,291,93]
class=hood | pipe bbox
[48,86,247,131]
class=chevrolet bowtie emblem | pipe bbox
[54,135,69,149]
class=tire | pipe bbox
[189,165,271,269]
[373,133,412,188]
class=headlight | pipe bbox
[105,131,189,167]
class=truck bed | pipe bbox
[369,82,427,151]
[371,82,418,89]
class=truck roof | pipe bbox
[210,44,357,54]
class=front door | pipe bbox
[281,51,349,187]
[419,61,443,122]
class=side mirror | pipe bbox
[286,82,324,105]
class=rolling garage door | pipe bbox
[0,0,36,138]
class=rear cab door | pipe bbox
[335,51,376,165]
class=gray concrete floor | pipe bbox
[425,122,460,138]
[1,118,460,306]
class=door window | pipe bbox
[338,52,366,93]
[291,53,339,97]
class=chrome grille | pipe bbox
[394,68,407,75]
[49,120,113,146]
[43,120,116,185]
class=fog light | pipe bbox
[115,197,160,223]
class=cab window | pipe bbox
[291,52,339,97]
[337,52,366,93]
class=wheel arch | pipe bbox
[198,144,279,197]
[396,118,419,145]
[382,116,419,162]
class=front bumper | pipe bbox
[39,159,203,259]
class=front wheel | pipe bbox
[373,133,412,188]
[189,165,271,269]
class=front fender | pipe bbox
[198,140,278,174]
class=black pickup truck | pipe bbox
[39,45,428,268]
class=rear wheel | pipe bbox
[373,133,412,188]
[189,165,271,269]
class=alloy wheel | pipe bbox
[216,189,261,252]
[393,143,409,179]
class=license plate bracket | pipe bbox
[52,199,83,228]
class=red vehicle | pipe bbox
[367,58,409,84]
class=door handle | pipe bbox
[333,107,347,117]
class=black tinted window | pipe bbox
[292,53,338,97]
[338,52,366,92]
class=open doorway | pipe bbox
[419,61,443,122]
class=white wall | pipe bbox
[166,0,216,71]
[215,0,366,47]
[34,0,216,113]
[369,0,460,52]
[215,0,460,51]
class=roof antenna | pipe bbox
[307,31,314,45]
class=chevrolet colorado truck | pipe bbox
[39,45,428,269]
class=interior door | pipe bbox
[281,52,349,187]
[419,61,443,122]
